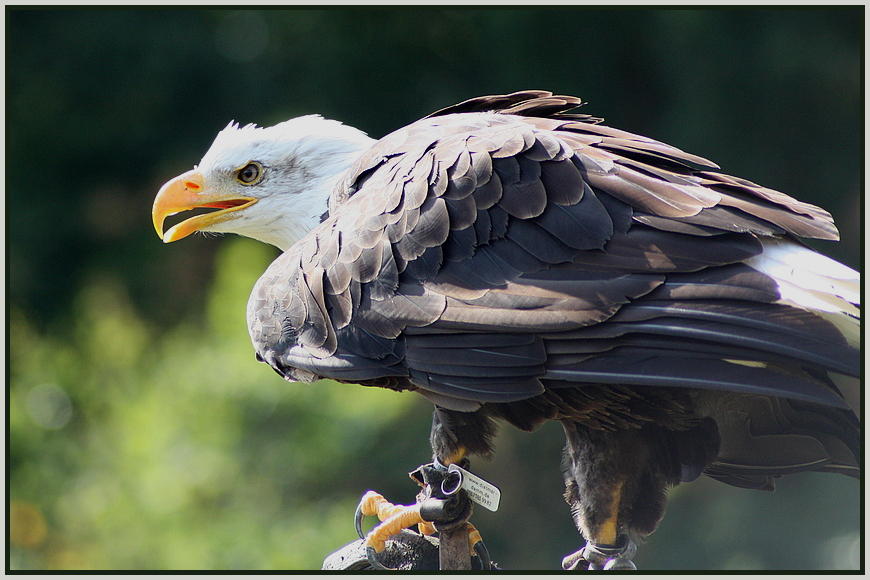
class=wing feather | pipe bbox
[248,91,857,434]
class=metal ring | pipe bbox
[440,469,463,496]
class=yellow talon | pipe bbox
[357,491,430,553]
[418,520,437,536]
[356,490,487,558]
[420,520,482,556]
[359,491,406,522]
[466,522,483,555]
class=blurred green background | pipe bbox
[8,7,861,571]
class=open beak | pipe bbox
[152,170,257,243]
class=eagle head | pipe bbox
[152,115,374,250]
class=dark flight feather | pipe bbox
[247,91,859,495]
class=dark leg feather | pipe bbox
[430,407,498,464]
[561,416,719,545]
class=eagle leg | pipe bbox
[559,416,717,570]
[562,391,719,570]
[562,536,638,571]
[353,408,498,567]
[429,407,497,468]
[560,471,638,570]
[354,478,487,565]
[355,491,428,553]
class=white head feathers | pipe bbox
[199,115,373,174]
[194,115,375,250]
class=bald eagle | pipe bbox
[153,91,859,570]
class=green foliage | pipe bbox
[9,240,861,570]
[10,238,428,569]
[8,7,860,571]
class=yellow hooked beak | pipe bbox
[152,170,257,243]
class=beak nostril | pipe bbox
[184,181,202,191]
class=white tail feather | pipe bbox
[747,239,860,347]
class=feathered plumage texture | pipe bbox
[191,116,375,249]
[167,91,860,558]
[246,91,858,496]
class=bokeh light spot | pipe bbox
[11,501,48,548]
[822,532,860,569]
[25,383,73,430]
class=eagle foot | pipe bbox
[562,536,637,571]
[354,491,427,553]
[353,462,491,569]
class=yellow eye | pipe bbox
[236,162,263,185]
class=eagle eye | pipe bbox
[236,162,263,185]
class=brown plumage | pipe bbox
[156,91,859,568]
